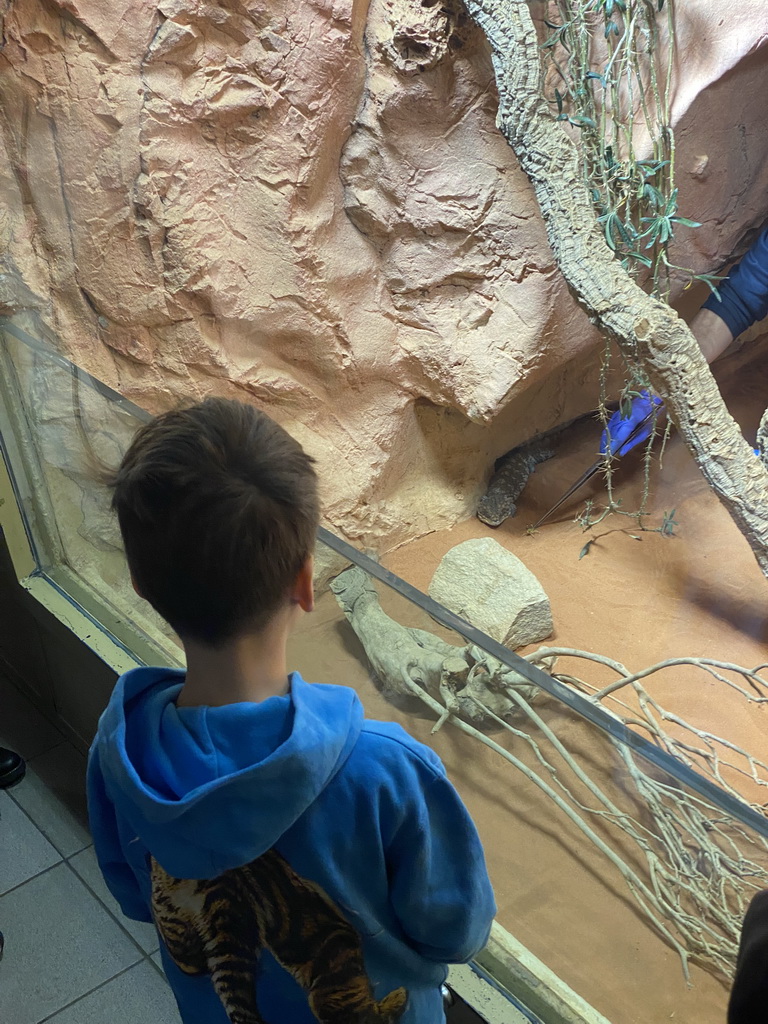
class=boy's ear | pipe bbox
[291,555,315,614]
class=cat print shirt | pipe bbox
[87,668,496,1024]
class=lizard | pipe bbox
[476,413,592,527]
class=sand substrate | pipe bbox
[290,340,768,1024]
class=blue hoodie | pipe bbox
[87,667,496,1024]
[703,224,768,340]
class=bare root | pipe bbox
[331,568,768,981]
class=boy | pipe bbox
[87,398,496,1024]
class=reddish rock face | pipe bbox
[0,0,767,549]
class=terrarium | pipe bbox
[1,1,768,1023]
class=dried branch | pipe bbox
[462,0,768,574]
[330,567,768,982]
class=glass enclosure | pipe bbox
[0,317,181,667]
[2,315,767,1024]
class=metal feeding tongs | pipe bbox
[530,406,661,530]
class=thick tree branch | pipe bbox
[464,0,768,573]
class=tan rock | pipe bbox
[428,537,552,649]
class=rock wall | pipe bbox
[1,0,767,550]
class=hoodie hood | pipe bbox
[94,667,364,878]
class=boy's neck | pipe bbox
[177,614,294,708]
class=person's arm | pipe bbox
[86,746,154,922]
[601,225,768,455]
[701,224,768,353]
[386,769,496,963]
[688,306,735,364]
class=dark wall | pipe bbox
[0,529,117,752]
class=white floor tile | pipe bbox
[46,961,181,1024]
[70,846,159,954]
[0,791,60,894]
[0,863,141,1024]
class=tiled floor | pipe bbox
[0,673,181,1024]
[0,672,487,1023]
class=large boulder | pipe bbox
[428,538,552,648]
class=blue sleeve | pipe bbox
[703,225,768,339]
[86,746,153,923]
[387,770,496,963]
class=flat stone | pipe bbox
[428,537,552,649]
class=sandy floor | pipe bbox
[290,340,768,1024]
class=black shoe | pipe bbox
[0,747,26,788]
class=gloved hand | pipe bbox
[702,225,768,340]
[600,389,664,457]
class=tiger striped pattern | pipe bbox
[151,848,408,1024]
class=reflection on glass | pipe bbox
[0,316,182,664]
[294,540,768,1024]
[1,315,766,1024]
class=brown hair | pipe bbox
[109,398,319,647]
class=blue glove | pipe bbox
[600,390,664,456]
[702,225,768,339]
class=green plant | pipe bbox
[541,0,703,540]
[541,0,715,297]
[658,508,678,536]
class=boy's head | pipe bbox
[109,398,319,647]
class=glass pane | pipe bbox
[0,316,182,665]
[295,534,768,1024]
[2,315,765,1024]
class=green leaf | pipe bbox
[674,216,702,228]
[627,251,653,268]
[615,218,633,245]
[579,539,595,559]
[639,159,670,179]
[569,115,597,129]
[664,188,679,215]
[602,213,618,251]
[641,217,661,247]
[660,509,678,537]
[695,275,722,297]
[554,88,563,113]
